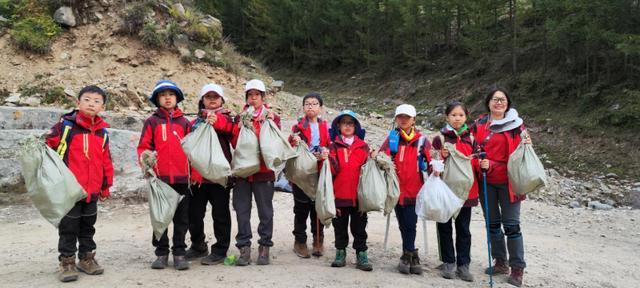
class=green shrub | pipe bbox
[186,22,221,46]
[141,22,166,48]
[120,2,150,35]
[11,15,60,53]
[0,0,19,18]
[42,86,68,105]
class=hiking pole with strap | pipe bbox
[383,213,391,252]
[479,152,494,288]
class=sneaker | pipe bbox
[441,262,457,279]
[507,267,524,287]
[58,255,79,282]
[485,258,510,275]
[397,251,411,274]
[457,263,475,282]
[257,245,270,265]
[185,243,209,260]
[235,246,251,266]
[356,251,373,272]
[173,255,190,270]
[293,241,311,258]
[201,253,226,265]
[331,249,346,267]
[77,251,104,275]
[410,250,423,275]
[150,255,168,269]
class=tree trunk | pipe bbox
[510,0,517,77]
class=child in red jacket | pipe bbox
[326,110,372,271]
[378,104,432,276]
[185,83,235,265]
[289,92,331,258]
[45,85,113,282]
[137,80,192,271]
[431,101,479,282]
[230,79,281,266]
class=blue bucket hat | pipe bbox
[330,110,366,140]
[149,80,185,107]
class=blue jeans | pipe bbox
[395,204,418,252]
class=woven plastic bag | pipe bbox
[181,122,231,186]
[415,160,464,223]
[141,150,183,240]
[442,142,474,200]
[375,153,400,216]
[260,118,298,171]
[316,158,336,227]
[357,158,387,213]
[508,131,547,195]
[285,141,319,199]
[20,137,86,227]
[232,109,261,178]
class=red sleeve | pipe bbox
[288,124,301,146]
[101,142,114,198]
[273,113,281,129]
[45,121,63,149]
[137,120,154,160]
[230,114,241,148]
[379,137,391,156]
[328,144,340,175]
[213,112,235,135]
[421,138,434,173]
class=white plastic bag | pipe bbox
[415,160,464,223]
[181,122,231,186]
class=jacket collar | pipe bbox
[154,107,184,119]
[63,110,109,130]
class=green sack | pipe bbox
[316,158,336,227]
[232,109,261,178]
[357,158,387,213]
[260,118,298,171]
[375,154,400,216]
[507,131,547,196]
[141,150,183,241]
[285,141,318,199]
[182,122,231,186]
[442,142,474,201]
[20,137,87,227]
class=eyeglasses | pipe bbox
[304,102,320,107]
[80,97,103,105]
[491,97,508,104]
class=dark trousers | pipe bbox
[437,206,472,265]
[153,184,190,256]
[233,178,274,248]
[292,185,323,243]
[395,204,418,252]
[479,182,526,268]
[189,183,232,256]
[332,207,368,252]
[58,200,97,260]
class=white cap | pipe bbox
[395,104,417,117]
[199,84,227,102]
[245,79,266,93]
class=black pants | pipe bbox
[436,206,472,265]
[395,204,418,252]
[189,183,231,256]
[153,184,190,256]
[58,200,97,260]
[332,206,368,252]
[292,185,323,243]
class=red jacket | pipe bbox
[137,107,191,184]
[379,129,432,206]
[45,110,113,202]
[190,108,235,185]
[431,126,479,207]
[328,135,370,207]
[288,116,331,148]
[231,105,281,182]
[471,115,526,203]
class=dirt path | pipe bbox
[1,193,638,288]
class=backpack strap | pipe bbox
[56,119,75,159]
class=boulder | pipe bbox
[54,6,77,27]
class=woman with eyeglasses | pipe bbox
[470,86,532,287]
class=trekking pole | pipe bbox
[422,219,427,257]
[479,152,494,288]
[383,213,391,252]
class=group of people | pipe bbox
[44,78,531,287]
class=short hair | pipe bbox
[78,85,107,103]
[302,92,323,107]
[445,101,469,117]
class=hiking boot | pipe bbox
[77,251,104,275]
[312,237,324,257]
[441,262,457,279]
[235,246,251,266]
[507,267,524,287]
[410,250,423,275]
[485,258,510,275]
[201,253,225,265]
[331,249,346,267]
[257,245,270,265]
[185,243,209,260]
[356,251,373,272]
[397,251,412,274]
[151,255,168,269]
[173,255,190,270]
[457,263,475,282]
[293,241,311,258]
[58,255,79,282]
